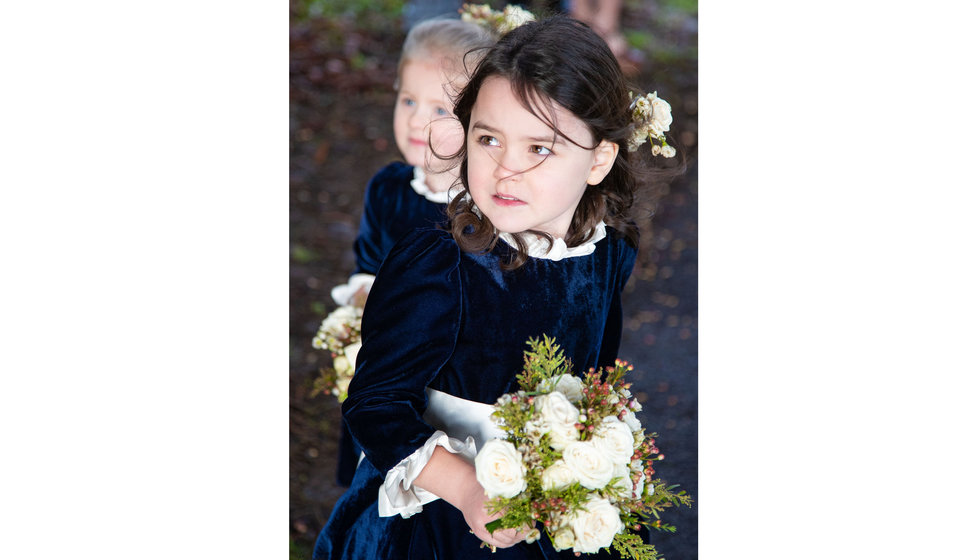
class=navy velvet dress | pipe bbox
[314,225,638,560]
[336,161,452,487]
[352,161,451,276]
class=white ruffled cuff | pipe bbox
[331,274,375,307]
[377,430,477,519]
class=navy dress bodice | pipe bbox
[315,227,638,560]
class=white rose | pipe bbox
[502,5,535,30]
[591,416,635,465]
[541,460,578,491]
[610,462,632,499]
[622,409,642,433]
[661,144,677,158]
[568,496,624,553]
[334,374,352,396]
[475,439,527,498]
[536,391,579,425]
[551,525,575,551]
[322,305,358,335]
[343,342,361,370]
[332,355,351,375]
[562,441,614,490]
[545,421,581,452]
[649,142,661,156]
[648,94,673,136]
[552,374,585,403]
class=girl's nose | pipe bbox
[407,106,426,129]
[491,150,523,182]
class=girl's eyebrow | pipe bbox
[471,121,565,145]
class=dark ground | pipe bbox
[290,1,698,558]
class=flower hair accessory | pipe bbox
[627,91,676,158]
[460,3,536,37]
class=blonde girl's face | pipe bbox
[392,58,464,171]
[466,76,618,240]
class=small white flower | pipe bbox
[502,5,535,32]
[552,525,575,551]
[334,375,352,396]
[541,460,578,490]
[649,142,662,156]
[622,409,642,433]
[562,441,614,490]
[475,439,527,498]
[591,416,635,465]
[610,462,632,499]
[567,496,624,553]
[333,355,351,375]
[661,144,677,158]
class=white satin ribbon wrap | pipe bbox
[330,273,375,307]
[378,388,505,518]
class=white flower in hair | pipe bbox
[460,3,535,36]
[627,90,677,157]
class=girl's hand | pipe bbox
[458,485,528,549]
[412,447,529,549]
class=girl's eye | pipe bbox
[401,98,416,107]
[478,135,500,147]
[531,145,553,156]
[435,107,449,116]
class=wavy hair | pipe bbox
[446,15,681,269]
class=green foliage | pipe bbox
[311,300,327,317]
[516,334,574,391]
[289,537,313,560]
[661,0,698,16]
[612,532,662,560]
[291,244,319,264]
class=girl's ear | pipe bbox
[586,139,620,185]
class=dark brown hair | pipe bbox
[446,15,680,269]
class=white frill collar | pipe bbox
[410,166,462,204]
[499,221,607,261]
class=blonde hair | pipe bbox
[394,18,494,91]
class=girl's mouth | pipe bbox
[493,193,526,206]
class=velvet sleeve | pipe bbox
[352,169,390,276]
[341,228,462,474]
[597,237,638,368]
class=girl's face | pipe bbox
[393,58,464,171]
[466,76,618,240]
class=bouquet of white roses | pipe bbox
[474,336,691,559]
[310,275,374,402]
[310,304,362,402]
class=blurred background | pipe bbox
[289,0,697,557]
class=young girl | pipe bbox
[315,15,675,559]
[331,17,493,487]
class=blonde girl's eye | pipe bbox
[401,97,416,107]
[435,107,449,116]
[477,135,500,147]
[530,145,553,156]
